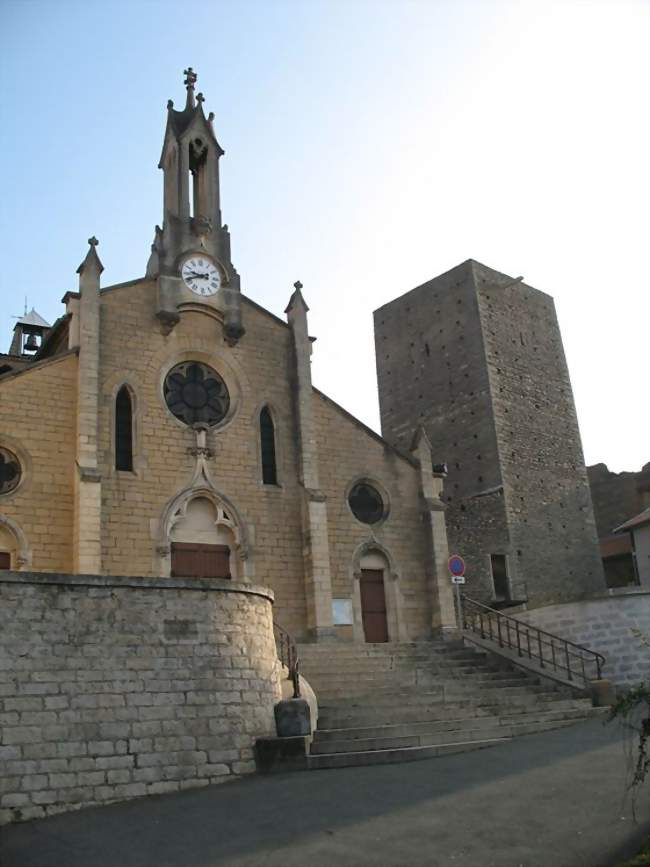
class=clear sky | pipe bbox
[1,0,648,473]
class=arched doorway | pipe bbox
[359,551,389,643]
[0,525,15,569]
[169,497,237,579]
[0,516,30,571]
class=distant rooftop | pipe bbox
[15,308,50,329]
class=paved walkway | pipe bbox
[1,719,649,867]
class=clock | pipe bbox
[181,255,221,296]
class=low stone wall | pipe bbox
[0,572,281,824]
[517,589,650,687]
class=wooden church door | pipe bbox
[360,569,388,643]
[170,543,231,579]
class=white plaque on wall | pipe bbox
[332,598,353,626]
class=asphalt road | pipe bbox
[1,719,649,867]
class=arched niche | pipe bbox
[0,515,31,570]
[156,488,251,581]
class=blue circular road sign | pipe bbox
[448,554,465,576]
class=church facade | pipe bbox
[0,70,456,645]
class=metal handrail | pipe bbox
[273,622,301,698]
[460,595,605,686]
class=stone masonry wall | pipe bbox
[587,462,650,539]
[96,286,309,639]
[374,259,605,606]
[0,353,77,573]
[314,392,432,640]
[475,263,605,602]
[0,572,280,825]
[517,591,650,687]
[374,261,512,601]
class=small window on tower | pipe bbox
[260,406,278,485]
[115,386,134,472]
[490,554,511,601]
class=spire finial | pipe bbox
[285,281,309,315]
[184,67,197,89]
[183,67,197,109]
[77,235,104,276]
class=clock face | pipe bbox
[181,256,221,296]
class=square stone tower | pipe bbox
[374,259,605,606]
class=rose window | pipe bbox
[163,362,230,427]
[0,448,21,495]
[348,482,386,524]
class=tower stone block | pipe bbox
[374,259,605,605]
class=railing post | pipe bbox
[456,596,605,690]
[564,642,572,681]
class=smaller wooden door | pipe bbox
[0,552,10,570]
[360,569,388,643]
[170,543,231,579]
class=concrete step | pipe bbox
[313,706,599,744]
[307,737,510,770]
[298,639,598,772]
[301,663,524,682]
[316,684,562,710]
[310,714,590,754]
[316,697,594,728]
[310,675,540,699]
[298,645,482,663]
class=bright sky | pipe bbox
[1,0,648,473]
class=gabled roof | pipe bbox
[15,308,50,329]
[614,507,650,533]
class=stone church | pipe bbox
[1,70,622,823]
[0,69,457,646]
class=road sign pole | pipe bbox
[448,554,466,631]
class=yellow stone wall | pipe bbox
[314,393,432,639]
[0,353,77,572]
[96,282,308,636]
[0,281,442,641]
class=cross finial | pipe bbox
[294,280,303,291]
[88,236,99,247]
[184,67,198,89]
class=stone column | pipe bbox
[411,427,457,637]
[286,283,334,640]
[73,238,103,574]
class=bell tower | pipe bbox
[148,68,244,343]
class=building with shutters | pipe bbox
[0,70,457,645]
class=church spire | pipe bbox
[184,66,197,110]
[152,70,243,344]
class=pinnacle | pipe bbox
[76,235,104,276]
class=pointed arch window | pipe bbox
[115,386,134,471]
[260,406,278,485]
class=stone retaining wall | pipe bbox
[517,589,650,687]
[0,572,281,824]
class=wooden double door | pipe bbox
[170,543,231,579]
[360,569,388,643]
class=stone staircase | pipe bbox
[298,640,606,769]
